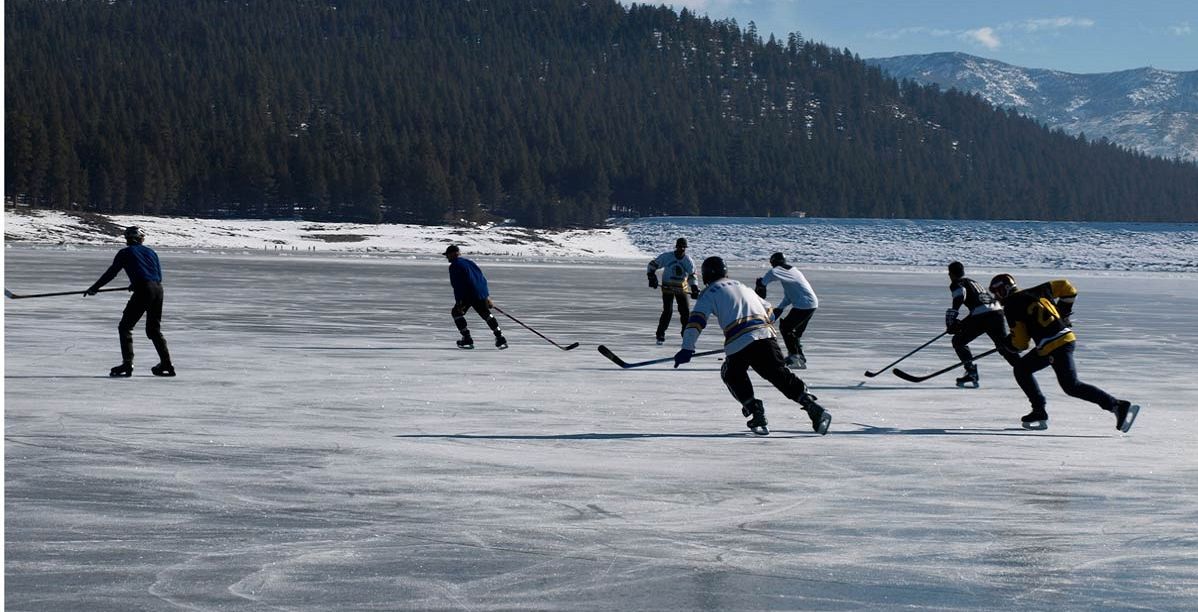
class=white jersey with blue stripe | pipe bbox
[682,278,777,356]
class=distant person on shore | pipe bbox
[989,273,1138,432]
[445,245,506,350]
[945,261,1015,387]
[755,252,817,369]
[85,226,175,377]
[647,237,700,344]
[674,256,831,436]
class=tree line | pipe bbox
[6,0,1198,226]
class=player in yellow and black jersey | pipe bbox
[989,274,1138,432]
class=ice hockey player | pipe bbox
[674,256,832,436]
[989,273,1138,432]
[445,245,507,350]
[755,252,818,369]
[945,261,1016,388]
[85,226,175,377]
[647,237,700,344]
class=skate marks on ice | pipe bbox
[5,250,1198,610]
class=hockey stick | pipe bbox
[597,345,724,369]
[491,305,580,351]
[864,330,949,377]
[892,347,1000,383]
[5,286,128,299]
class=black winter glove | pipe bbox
[647,272,659,289]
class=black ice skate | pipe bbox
[741,399,769,435]
[1114,400,1140,433]
[956,365,979,389]
[109,363,133,377]
[785,353,807,369]
[655,334,666,346]
[800,393,831,435]
[151,363,176,377]
[1021,407,1049,430]
[495,334,508,350]
[456,337,475,350]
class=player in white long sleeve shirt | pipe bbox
[673,256,832,436]
[755,252,817,369]
[647,237,700,344]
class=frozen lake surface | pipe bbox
[5,249,1198,610]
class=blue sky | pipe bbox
[643,1,1197,73]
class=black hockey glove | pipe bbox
[84,285,100,296]
[944,308,960,333]
[754,278,768,298]
[673,348,694,368]
[647,272,659,289]
[690,285,700,299]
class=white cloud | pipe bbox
[961,27,1001,50]
[1168,22,1192,36]
[1018,17,1095,32]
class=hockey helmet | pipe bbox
[989,273,1018,299]
[948,261,965,280]
[769,252,787,267]
[124,226,145,244]
[675,237,688,250]
[701,256,727,285]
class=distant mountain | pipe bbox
[867,52,1198,163]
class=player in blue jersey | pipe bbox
[86,226,174,377]
[445,245,507,350]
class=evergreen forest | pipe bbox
[6,0,1198,226]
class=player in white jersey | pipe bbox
[673,256,832,436]
[755,252,818,369]
[646,237,700,344]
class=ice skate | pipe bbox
[1021,407,1049,430]
[741,399,769,435]
[785,353,806,369]
[151,363,176,377]
[456,337,475,350]
[655,334,666,346]
[799,393,831,435]
[494,334,508,350]
[109,363,133,377]
[956,365,979,388]
[1114,400,1140,433]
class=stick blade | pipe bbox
[863,370,880,378]
[891,368,927,383]
[562,342,580,351]
[4,288,15,299]
[596,345,630,368]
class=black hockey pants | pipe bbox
[1013,342,1116,411]
[778,307,816,357]
[118,281,171,366]
[656,289,691,338]
[453,299,502,340]
[721,338,810,408]
[952,310,1018,369]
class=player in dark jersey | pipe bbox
[989,273,1138,432]
[945,261,1016,387]
[85,226,174,377]
[445,245,507,350]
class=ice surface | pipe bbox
[5,249,1198,610]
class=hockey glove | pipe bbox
[673,348,694,368]
[944,308,960,333]
[690,285,700,299]
[84,285,100,296]
[754,278,768,298]
[647,272,659,289]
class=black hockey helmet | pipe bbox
[675,237,688,250]
[443,244,460,258]
[989,273,1018,300]
[948,261,965,280]
[124,226,145,244]
[769,252,786,267]
[701,256,727,285]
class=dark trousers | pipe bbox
[453,299,501,339]
[779,307,816,356]
[952,310,1017,368]
[656,290,691,338]
[721,338,809,407]
[119,282,170,366]
[1013,343,1116,411]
